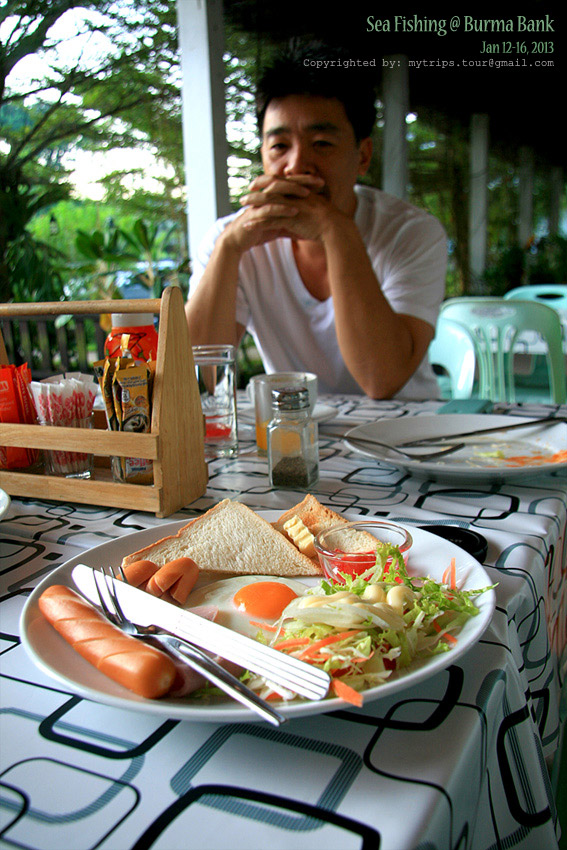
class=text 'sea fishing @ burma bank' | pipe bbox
[365,15,555,37]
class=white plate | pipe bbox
[345,415,567,483]
[0,488,10,520]
[238,402,337,425]
[20,511,495,723]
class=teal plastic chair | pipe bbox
[504,285,567,391]
[428,316,477,399]
[504,283,567,312]
[439,297,567,404]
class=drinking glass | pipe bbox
[247,372,317,455]
[192,345,238,458]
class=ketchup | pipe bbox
[326,549,403,584]
[205,422,233,440]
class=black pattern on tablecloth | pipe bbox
[1,397,564,850]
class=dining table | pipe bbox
[1,393,566,850]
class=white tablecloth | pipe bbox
[1,396,565,850]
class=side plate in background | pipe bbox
[345,415,567,483]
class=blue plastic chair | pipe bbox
[428,316,477,399]
[439,297,567,404]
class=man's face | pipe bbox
[260,95,372,216]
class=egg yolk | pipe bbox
[233,581,298,619]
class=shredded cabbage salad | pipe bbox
[245,543,494,707]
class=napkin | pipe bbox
[28,373,97,476]
[29,373,97,426]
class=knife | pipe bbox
[71,564,330,701]
[398,415,565,447]
[135,632,286,725]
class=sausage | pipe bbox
[121,559,159,589]
[145,557,199,605]
[38,585,177,699]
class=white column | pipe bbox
[549,166,563,236]
[469,114,489,289]
[518,146,534,248]
[176,0,230,262]
[381,55,408,199]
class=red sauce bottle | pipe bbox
[104,313,158,361]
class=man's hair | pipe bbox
[255,41,377,143]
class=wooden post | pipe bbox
[549,166,563,236]
[382,55,408,200]
[176,0,231,262]
[469,114,489,291]
[518,146,534,249]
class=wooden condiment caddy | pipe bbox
[0,286,208,517]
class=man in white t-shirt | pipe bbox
[186,43,447,399]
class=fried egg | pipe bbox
[185,575,308,638]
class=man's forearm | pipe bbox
[322,218,428,398]
[185,230,243,347]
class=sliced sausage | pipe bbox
[121,559,159,589]
[145,557,199,604]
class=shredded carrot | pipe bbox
[331,677,364,707]
[264,691,282,701]
[350,655,374,665]
[501,449,567,467]
[442,557,457,589]
[297,630,362,660]
[273,637,311,651]
[432,620,458,645]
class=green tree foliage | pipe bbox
[2,2,563,310]
[0,0,184,300]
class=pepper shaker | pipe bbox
[267,386,319,489]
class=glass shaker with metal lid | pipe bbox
[267,386,319,489]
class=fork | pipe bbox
[93,566,287,726]
[346,434,465,460]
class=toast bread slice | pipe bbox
[121,499,323,576]
[272,494,349,538]
[273,494,378,555]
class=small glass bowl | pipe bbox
[314,520,413,584]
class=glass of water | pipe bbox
[192,344,238,458]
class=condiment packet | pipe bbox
[93,355,154,485]
[0,363,40,470]
[112,362,153,484]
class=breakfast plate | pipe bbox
[20,511,496,723]
[0,488,10,520]
[345,414,567,483]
